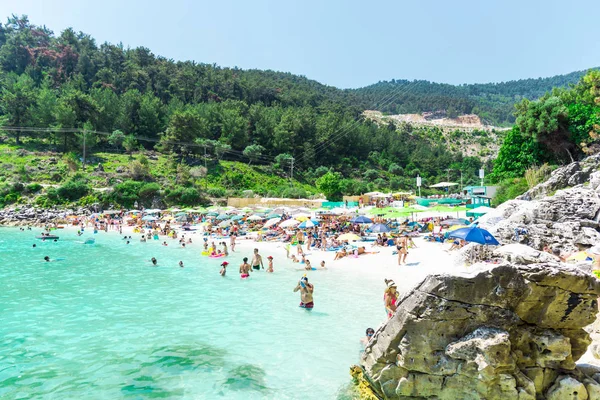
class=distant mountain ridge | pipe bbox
[352,69,596,125]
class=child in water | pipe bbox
[220,261,228,276]
[266,256,274,273]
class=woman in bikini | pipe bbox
[239,257,251,279]
[383,279,398,319]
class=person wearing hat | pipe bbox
[384,279,398,319]
[266,256,274,273]
[220,261,228,277]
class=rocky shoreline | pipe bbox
[0,206,92,227]
[354,154,600,399]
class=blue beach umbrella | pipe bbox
[231,215,244,221]
[448,226,500,246]
[298,220,319,229]
[351,216,373,224]
[216,213,231,220]
[142,215,157,221]
[369,223,391,233]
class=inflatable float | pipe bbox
[36,235,59,240]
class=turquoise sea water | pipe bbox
[0,227,387,399]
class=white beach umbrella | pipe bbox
[218,220,232,227]
[247,215,263,221]
[280,219,301,228]
[330,207,348,215]
[293,212,312,219]
[264,218,280,228]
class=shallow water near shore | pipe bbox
[0,227,389,399]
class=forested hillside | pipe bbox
[354,70,593,125]
[0,15,594,209]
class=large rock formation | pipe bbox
[358,263,600,399]
[519,153,600,201]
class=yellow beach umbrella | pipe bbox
[568,251,590,261]
[338,233,361,241]
[296,215,310,221]
[446,224,467,232]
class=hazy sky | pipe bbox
[2,0,599,88]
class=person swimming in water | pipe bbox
[239,257,251,279]
[178,261,184,268]
[361,328,375,346]
[150,257,158,266]
[220,261,228,276]
[293,275,314,309]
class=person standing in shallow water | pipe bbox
[294,276,314,309]
[384,279,398,319]
[251,248,263,271]
[240,257,250,279]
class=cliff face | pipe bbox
[356,154,600,399]
[359,263,600,399]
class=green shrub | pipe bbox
[493,177,529,206]
[180,187,201,205]
[111,180,143,208]
[57,180,90,201]
[79,195,99,206]
[207,187,226,198]
[139,182,161,200]
[25,183,42,194]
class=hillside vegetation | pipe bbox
[0,15,596,209]
[354,70,594,125]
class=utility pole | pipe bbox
[82,130,87,171]
[289,157,294,181]
[203,144,208,190]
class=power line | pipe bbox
[294,80,422,167]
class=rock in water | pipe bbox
[358,263,600,399]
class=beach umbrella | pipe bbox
[469,206,495,215]
[439,218,470,226]
[448,226,500,246]
[170,207,182,212]
[567,251,591,262]
[369,223,391,233]
[267,213,282,219]
[207,212,219,217]
[218,220,232,227]
[412,205,429,211]
[264,218,280,228]
[280,219,301,228]
[142,215,157,221]
[216,213,231,220]
[351,216,373,224]
[299,220,318,229]
[175,211,188,217]
[175,215,188,222]
[231,215,245,221]
[330,207,349,215]
[247,215,263,221]
[338,233,361,241]
[446,224,467,232]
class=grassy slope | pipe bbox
[0,144,316,207]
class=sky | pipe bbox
[1,0,599,88]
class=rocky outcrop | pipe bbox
[358,263,600,399]
[519,153,600,201]
[0,206,92,226]
[465,186,600,259]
